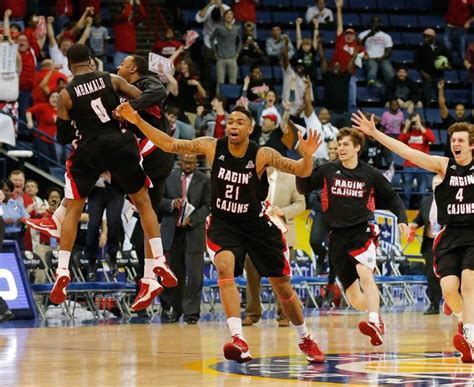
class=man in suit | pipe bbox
[242,167,306,327]
[159,154,211,324]
[409,174,443,315]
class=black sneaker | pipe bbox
[423,304,440,315]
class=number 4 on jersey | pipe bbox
[91,97,111,123]
[456,188,464,202]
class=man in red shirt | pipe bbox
[332,0,363,109]
[444,0,474,64]
[152,28,183,64]
[17,34,37,133]
[113,0,146,68]
[398,113,436,208]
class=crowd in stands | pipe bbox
[0,0,473,319]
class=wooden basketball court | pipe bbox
[1,310,473,386]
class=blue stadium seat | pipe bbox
[390,15,418,28]
[320,30,337,44]
[377,0,405,10]
[391,50,414,64]
[444,71,460,84]
[410,0,433,9]
[391,32,402,46]
[357,87,382,103]
[370,107,387,118]
[343,13,361,27]
[325,48,334,59]
[418,15,445,29]
[262,0,291,7]
[220,84,241,99]
[182,10,197,25]
[349,0,377,9]
[292,0,310,7]
[240,65,250,78]
[445,89,470,105]
[256,11,273,24]
[459,70,470,83]
[272,11,300,24]
[272,65,283,81]
[261,65,273,79]
[439,130,448,144]
[408,69,422,83]
[257,28,272,41]
[286,30,297,42]
[402,32,423,46]
[360,14,389,28]
[424,108,443,124]
[100,7,112,21]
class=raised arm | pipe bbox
[116,102,216,158]
[296,17,303,49]
[336,0,344,36]
[437,80,449,120]
[312,19,319,50]
[47,16,58,47]
[351,110,449,176]
[3,9,13,43]
[77,17,93,45]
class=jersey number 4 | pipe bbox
[225,184,240,201]
[456,188,464,202]
[91,97,111,123]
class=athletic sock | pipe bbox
[454,312,463,322]
[464,323,474,343]
[227,317,244,338]
[144,258,155,279]
[54,202,67,223]
[149,237,164,258]
[369,312,380,325]
[58,250,71,271]
[294,322,309,342]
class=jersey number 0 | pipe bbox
[90,97,111,123]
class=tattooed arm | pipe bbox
[115,102,216,159]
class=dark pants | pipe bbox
[160,227,204,320]
[423,237,442,307]
[310,210,336,284]
[18,90,32,135]
[33,137,57,172]
[84,186,124,268]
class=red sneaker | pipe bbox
[153,257,178,288]
[359,320,383,346]
[298,336,325,363]
[453,333,474,363]
[49,269,70,304]
[26,216,61,239]
[131,278,163,311]
[223,336,252,363]
[443,301,453,316]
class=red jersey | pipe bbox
[332,33,363,74]
[399,128,435,167]
[19,49,37,91]
[445,0,473,27]
[113,4,146,53]
[233,0,257,23]
[27,103,57,143]
[0,0,27,19]
[32,69,68,105]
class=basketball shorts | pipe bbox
[65,130,148,200]
[328,223,379,290]
[206,215,290,278]
[433,226,474,278]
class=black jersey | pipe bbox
[66,71,120,137]
[296,160,407,228]
[435,159,474,227]
[211,137,268,223]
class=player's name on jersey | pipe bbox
[217,167,252,185]
[447,202,474,215]
[449,174,474,187]
[331,177,365,198]
[73,78,106,97]
[215,198,249,213]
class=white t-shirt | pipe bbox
[358,30,393,59]
[49,43,72,77]
[303,111,338,159]
[195,4,230,48]
[305,6,334,24]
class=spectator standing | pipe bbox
[444,0,473,64]
[17,33,37,133]
[239,24,267,67]
[1,179,29,251]
[152,28,183,64]
[399,113,435,207]
[242,78,281,126]
[88,14,109,63]
[415,28,450,107]
[112,0,146,68]
[305,0,334,25]
[159,154,211,324]
[359,16,394,86]
[380,99,404,138]
[464,42,474,108]
[385,66,422,114]
[295,18,319,82]
[266,25,295,65]
[211,9,241,91]
[242,66,272,101]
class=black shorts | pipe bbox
[65,131,147,199]
[328,223,378,290]
[206,215,290,278]
[433,226,474,278]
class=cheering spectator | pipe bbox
[438,80,472,128]
[305,0,334,25]
[242,77,281,125]
[17,33,37,132]
[464,42,474,105]
[239,23,267,67]
[1,179,29,251]
[266,25,295,65]
[295,17,319,81]
[444,0,473,64]
[359,16,394,86]
[399,113,435,207]
[415,28,450,107]
[253,110,287,156]
[211,9,241,91]
[385,65,422,114]
[9,170,32,211]
[195,97,228,138]
[22,13,43,57]
[380,100,404,138]
[242,66,272,102]
[112,0,146,68]
[26,91,59,171]
[152,28,183,63]
[31,60,67,105]
[88,14,109,63]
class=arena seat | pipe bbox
[272,11,301,24]
[343,13,361,27]
[391,50,414,64]
[348,0,377,10]
[377,0,405,10]
[445,89,470,105]
[219,84,242,99]
[402,32,422,46]
[418,15,445,29]
[256,10,273,24]
[390,14,418,28]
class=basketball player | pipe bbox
[116,102,325,363]
[49,44,176,310]
[352,111,474,363]
[296,127,408,347]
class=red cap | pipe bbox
[345,28,356,35]
[262,114,278,124]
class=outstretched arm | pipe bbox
[116,102,216,157]
[351,110,448,176]
[336,0,344,36]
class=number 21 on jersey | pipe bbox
[225,184,240,201]
[90,97,111,123]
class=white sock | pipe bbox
[144,258,155,279]
[227,317,243,338]
[464,323,474,342]
[369,312,380,324]
[454,312,463,322]
[294,322,309,341]
[149,237,164,258]
[54,202,67,223]
[58,250,70,271]
[156,255,167,267]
